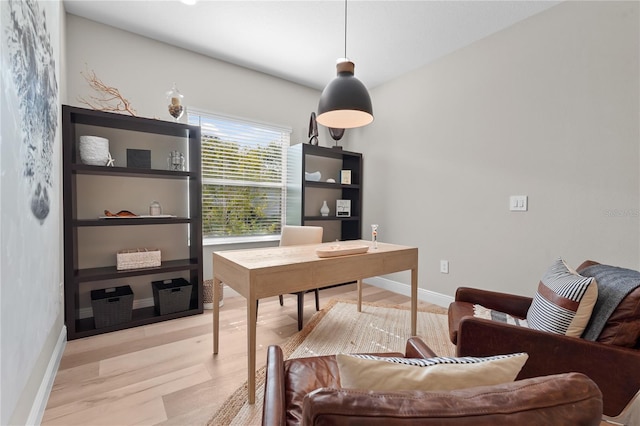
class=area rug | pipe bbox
[207,298,454,425]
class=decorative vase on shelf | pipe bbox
[320,200,330,216]
[79,135,110,166]
[166,83,184,121]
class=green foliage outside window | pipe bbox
[201,135,283,238]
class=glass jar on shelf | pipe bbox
[167,150,185,171]
[166,83,184,121]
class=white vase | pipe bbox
[79,135,110,166]
[320,200,330,216]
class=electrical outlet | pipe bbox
[440,260,449,274]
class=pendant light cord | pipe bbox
[344,0,348,58]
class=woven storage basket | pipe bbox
[203,279,224,309]
[116,248,161,270]
[91,285,134,328]
[152,278,192,315]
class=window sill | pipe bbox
[203,234,280,247]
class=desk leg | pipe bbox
[357,279,363,312]
[247,296,257,404]
[213,278,221,355]
[411,267,418,336]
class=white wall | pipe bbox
[1,1,66,424]
[350,1,640,298]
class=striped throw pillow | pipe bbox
[526,258,598,337]
[473,304,529,327]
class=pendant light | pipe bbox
[316,0,373,129]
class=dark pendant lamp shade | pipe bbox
[317,60,373,129]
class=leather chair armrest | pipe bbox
[262,345,286,426]
[457,316,640,417]
[405,337,437,359]
[454,286,532,317]
[302,373,602,425]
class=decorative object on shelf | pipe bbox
[79,135,110,166]
[316,0,373,129]
[167,83,184,121]
[320,200,330,216]
[326,178,336,183]
[78,67,137,116]
[336,199,351,217]
[305,171,321,181]
[329,127,345,149]
[308,112,319,145]
[371,224,379,249]
[103,209,137,217]
[116,248,161,270]
[100,209,177,219]
[127,148,151,169]
[167,150,185,171]
[149,201,162,216]
[340,169,352,184]
[106,152,115,167]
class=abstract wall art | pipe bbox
[5,0,58,223]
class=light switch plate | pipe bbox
[510,195,528,211]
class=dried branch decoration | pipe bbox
[77,67,137,116]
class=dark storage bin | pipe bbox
[91,285,134,328]
[152,278,192,315]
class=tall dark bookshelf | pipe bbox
[62,105,203,340]
[287,144,363,241]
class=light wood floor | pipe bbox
[42,283,445,426]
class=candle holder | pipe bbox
[371,224,379,249]
[167,150,185,171]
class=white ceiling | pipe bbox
[63,0,562,90]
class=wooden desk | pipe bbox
[212,240,418,403]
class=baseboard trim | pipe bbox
[363,276,453,308]
[27,325,67,425]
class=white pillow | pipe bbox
[337,352,528,391]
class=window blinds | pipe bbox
[189,110,290,238]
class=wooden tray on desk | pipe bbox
[316,244,370,258]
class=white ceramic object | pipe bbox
[320,200,330,216]
[79,135,110,166]
[305,171,321,181]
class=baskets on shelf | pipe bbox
[116,248,161,270]
[152,278,192,315]
[91,285,134,328]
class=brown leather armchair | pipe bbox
[262,337,603,425]
[448,261,640,422]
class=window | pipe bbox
[188,110,290,240]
